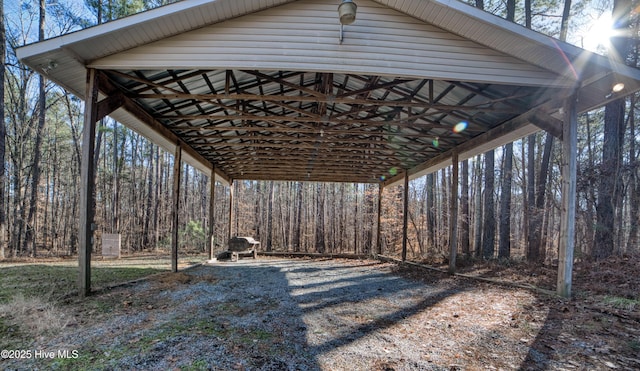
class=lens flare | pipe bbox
[432,138,439,148]
[389,167,398,176]
[380,175,386,181]
[453,121,468,133]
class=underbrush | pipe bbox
[0,294,70,349]
[0,256,175,350]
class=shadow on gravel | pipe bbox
[285,261,463,359]
[200,260,320,370]
[210,258,465,368]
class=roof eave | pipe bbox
[17,0,215,59]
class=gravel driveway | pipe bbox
[3,257,546,370]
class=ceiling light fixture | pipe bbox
[605,82,625,99]
[612,82,625,93]
[338,0,357,43]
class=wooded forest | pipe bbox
[1,0,638,264]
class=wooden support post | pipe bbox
[78,68,99,298]
[208,165,216,260]
[558,94,578,297]
[449,153,459,274]
[376,184,383,255]
[171,144,182,273]
[401,171,409,261]
[228,180,234,241]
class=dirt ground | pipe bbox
[1,255,639,370]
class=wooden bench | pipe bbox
[218,236,260,261]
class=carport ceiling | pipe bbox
[16,0,640,184]
[104,68,551,183]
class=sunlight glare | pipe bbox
[583,13,614,52]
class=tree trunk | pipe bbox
[628,97,639,250]
[595,98,625,259]
[559,0,572,42]
[498,0,516,259]
[526,134,539,261]
[266,181,274,252]
[293,182,302,251]
[473,158,483,256]
[153,147,161,250]
[595,0,629,259]
[112,121,120,235]
[498,143,513,259]
[440,168,449,251]
[0,0,6,259]
[255,181,262,241]
[143,142,154,248]
[316,183,326,253]
[533,133,553,262]
[460,160,470,257]
[426,173,435,252]
[527,133,553,261]
[354,184,359,252]
[482,150,495,259]
[25,0,48,256]
[521,140,529,251]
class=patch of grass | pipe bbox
[130,315,272,357]
[130,318,230,354]
[239,328,274,345]
[50,351,97,371]
[253,328,274,340]
[216,301,246,315]
[602,295,639,311]
[0,294,69,340]
[50,344,125,371]
[257,297,281,312]
[0,295,73,360]
[0,264,165,304]
[0,265,76,303]
[181,359,210,371]
[0,316,25,349]
[0,261,167,360]
[92,267,167,288]
[151,271,192,286]
[193,319,232,337]
[82,298,116,314]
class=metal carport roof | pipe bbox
[17,0,640,186]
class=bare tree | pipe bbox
[315,183,326,253]
[459,160,470,257]
[473,158,483,256]
[594,0,630,259]
[266,181,274,251]
[0,0,6,259]
[24,0,48,256]
[498,143,513,259]
[482,150,495,259]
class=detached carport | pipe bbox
[17,0,640,298]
